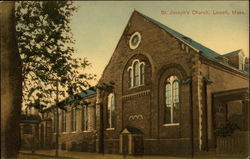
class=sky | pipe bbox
[70,1,249,85]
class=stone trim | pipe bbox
[144,138,191,141]
[191,53,203,151]
[129,32,141,50]
[157,63,188,80]
[212,87,248,97]
[103,139,120,141]
[122,90,150,100]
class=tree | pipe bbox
[1,2,22,158]
[15,1,96,110]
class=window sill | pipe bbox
[163,123,180,127]
[83,130,92,133]
[71,131,77,133]
[62,132,67,134]
[129,84,145,89]
[105,128,115,131]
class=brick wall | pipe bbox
[98,11,196,155]
[43,95,97,152]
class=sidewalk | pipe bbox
[18,150,248,159]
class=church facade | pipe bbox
[25,11,249,156]
[95,11,249,156]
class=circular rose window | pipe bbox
[129,32,141,50]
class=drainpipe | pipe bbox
[189,80,194,157]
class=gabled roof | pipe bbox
[137,11,221,58]
[135,11,248,76]
[62,87,96,105]
[121,126,144,134]
[41,87,96,112]
[220,49,241,57]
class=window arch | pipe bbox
[107,93,115,129]
[127,59,145,88]
[164,76,180,125]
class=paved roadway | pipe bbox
[18,150,248,159]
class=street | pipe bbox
[17,150,248,159]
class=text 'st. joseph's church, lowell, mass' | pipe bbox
[20,11,249,156]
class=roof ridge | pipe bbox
[220,49,242,57]
[42,87,97,111]
[135,10,221,58]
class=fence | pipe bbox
[216,131,249,155]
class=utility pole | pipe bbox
[99,102,104,155]
[97,89,104,154]
[55,79,59,157]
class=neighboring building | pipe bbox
[20,110,41,150]
[39,88,96,152]
[22,11,249,156]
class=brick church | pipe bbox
[20,11,249,156]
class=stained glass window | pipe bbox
[128,68,133,87]
[164,76,180,124]
[140,64,145,85]
[134,61,140,86]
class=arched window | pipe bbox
[82,105,88,131]
[140,63,145,85]
[173,81,180,123]
[107,93,115,129]
[165,83,171,124]
[128,59,146,88]
[71,107,77,132]
[164,76,180,125]
[134,61,140,86]
[128,68,133,87]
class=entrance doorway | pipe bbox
[212,88,249,154]
[120,126,144,155]
[122,134,129,155]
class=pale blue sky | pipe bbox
[70,1,249,84]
